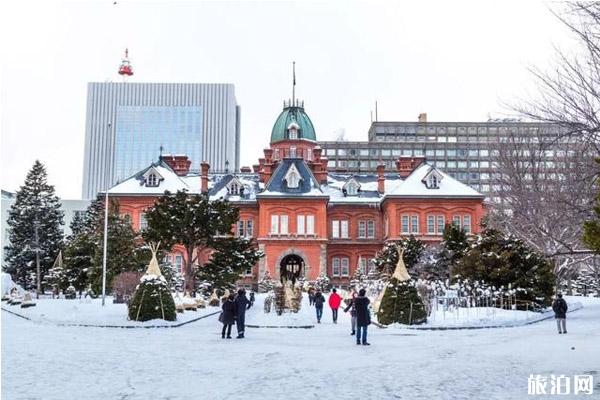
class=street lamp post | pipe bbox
[101,122,112,306]
[33,217,41,299]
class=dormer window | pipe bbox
[423,168,443,189]
[227,177,244,196]
[284,163,302,189]
[142,167,164,188]
[288,122,300,140]
[343,178,361,196]
[147,173,158,187]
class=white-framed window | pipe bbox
[358,221,366,238]
[139,213,148,231]
[341,258,350,276]
[358,220,375,238]
[174,254,183,274]
[147,173,158,187]
[358,257,367,275]
[332,258,341,277]
[427,215,435,234]
[297,215,305,235]
[297,215,315,235]
[401,215,410,234]
[367,220,375,238]
[437,215,445,234]
[411,215,419,234]
[290,146,297,158]
[341,220,348,238]
[463,215,471,234]
[332,220,349,238]
[237,220,245,237]
[246,220,253,237]
[280,215,288,234]
[452,216,461,227]
[271,215,279,234]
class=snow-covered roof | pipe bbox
[105,158,483,203]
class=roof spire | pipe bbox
[292,61,296,107]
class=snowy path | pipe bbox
[2,297,599,400]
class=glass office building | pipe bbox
[82,82,240,199]
[114,106,203,182]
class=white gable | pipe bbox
[284,163,302,188]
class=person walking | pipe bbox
[343,289,358,335]
[234,288,252,338]
[328,288,342,324]
[314,289,325,323]
[552,293,568,334]
[249,291,255,305]
[354,288,371,345]
[308,287,315,306]
[220,294,235,339]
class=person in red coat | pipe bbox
[328,288,342,323]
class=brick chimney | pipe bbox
[240,166,252,173]
[312,146,322,163]
[160,154,191,176]
[200,161,210,194]
[252,164,261,173]
[396,157,425,179]
[376,164,385,194]
[418,113,427,123]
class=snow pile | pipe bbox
[2,297,219,327]
[1,272,23,296]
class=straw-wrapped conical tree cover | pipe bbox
[128,242,176,322]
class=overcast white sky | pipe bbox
[0,0,574,199]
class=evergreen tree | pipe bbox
[62,233,95,294]
[160,261,184,292]
[377,278,428,325]
[3,161,64,291]
[453,228,555,309]
[88,205,145,294]
[195,237,262,293]
[43,252,68,293]
[420,223,470,280]
[373,236,425,278]
[128,275,176,322]
[143,190,240,293]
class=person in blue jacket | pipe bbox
[234,288,252,338]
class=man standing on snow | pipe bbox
[552,293,568,334]
[354,288,371,345]
[234,288,252,338]
[313,289,325,323]
[328,288,342,324]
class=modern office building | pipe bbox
[82,82,241,199]
[318,114,560,194]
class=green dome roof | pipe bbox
[270,102,316,144]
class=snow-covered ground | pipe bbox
[2,295,599,399]
[1,297,219,327]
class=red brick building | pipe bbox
[107,100,485,288]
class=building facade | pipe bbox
[82,82,241,199]
[106,102,485,288]
[319,114,560,194]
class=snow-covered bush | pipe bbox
[128,274,176,322]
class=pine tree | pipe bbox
[420,223,470,280]
[377,278,428,325]
[62,233,95,294]
[315,273,330,292]
[373,236,425,278]
[195,237,263,293]
[143,190,241,293]
[3,161,64,291]
[89,205,145,294]
[453,228,555,309]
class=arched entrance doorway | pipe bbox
[279,254,304,284]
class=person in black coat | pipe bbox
[354,288,371,345]
[234,288,252,338]
[313,289,326,323]
[221,294,235,339]
[552,293,568,334]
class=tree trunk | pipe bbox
[185,247,195,295]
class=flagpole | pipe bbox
[292,61,296,106]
